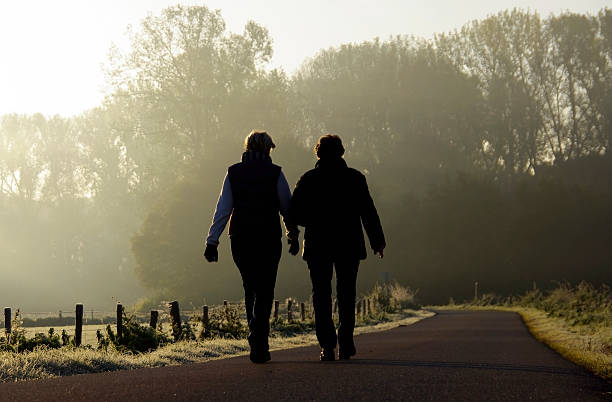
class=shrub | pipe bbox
[368,281,419,312]
[270,318,314,336]
[200,305,248,340]
[97,313,171,353]
[0,310,71,352]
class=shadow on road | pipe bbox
[268,358,591,377]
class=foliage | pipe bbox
[0,310,72,352]
[404,165,612,303]
[200,305,249,340]
[96,313,171,353]
[368,281,419,313]
[466,281,612,329]
[0,6,611,310]
[270,318,315,337]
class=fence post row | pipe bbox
[116,303,123,339]
[300,302,306,321]
[273,300,279,320]
[202,305,209,329]
[169,300,182,341]
[150,310,159,328]
[4,307,11,336]
[287,299,293,321]
[75,303,83,347]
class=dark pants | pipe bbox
[231,236,281,353]
[307,258,359,350]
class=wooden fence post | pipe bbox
[4,307,11,336]
[169,300,182,341]
[273,300,279,320]
[58,310,62,320]
[75,303,83,347]
[300,302,306,321]
[356,299,361,316]
[116,303,123,339]
[474,281,479,301]
[367,298,372,315]
[150,310,159,328]
[363,299,367,318]
[202,305,209,329]
[223,300,228,314]
[287,299,293,321]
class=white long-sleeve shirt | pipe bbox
[206,171,298,245]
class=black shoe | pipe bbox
[249,350,271,364]
[338,344,356,360]
[320,348,335,361]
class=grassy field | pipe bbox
[0,309,432,383]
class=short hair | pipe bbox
[245,131,276,152]
[314,134,344,159]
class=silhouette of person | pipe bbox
[289,134,385,361]
[204,131,299,363]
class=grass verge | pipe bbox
[433,304,611,382]
[0,309,433,383]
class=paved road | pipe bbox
[1,310,610,401]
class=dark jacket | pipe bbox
[289,157,385,260]
[227,154,282,238]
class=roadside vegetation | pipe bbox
[0,282,431,383]
[437,281,612,381]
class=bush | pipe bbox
[97,313,171,353]
[200,305,248,340]
[470,281,612,329]
[0,310,72,352]
[270,318,314,336]
[368,281,419,312]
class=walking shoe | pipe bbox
[320,348,335,361]
[338,344,356,360]
[249,350,271,364]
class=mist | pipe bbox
[0,5,611,313]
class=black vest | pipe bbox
[227,158,282,238]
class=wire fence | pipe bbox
[2,296,378,346]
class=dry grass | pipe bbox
[0,309,433,383]
[519,308,612,381]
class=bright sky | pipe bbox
[0,0,609,117]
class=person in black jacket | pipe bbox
[289,134,385,361]
[203,131,299,364]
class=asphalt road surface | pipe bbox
[1,310,610,401]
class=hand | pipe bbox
[204,244,218,262]
[373,245,385,259]
[288,238,300,256]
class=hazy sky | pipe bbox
[0,0,609,117]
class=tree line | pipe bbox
[0,6,610,308]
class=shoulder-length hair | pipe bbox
[245,131,276,152]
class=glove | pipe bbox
[288,238,300,256]
[204,243,218,262]
[373,244,385,259]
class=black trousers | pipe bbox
[307,258,359,350]
[231,236,281,353]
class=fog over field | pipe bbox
[0,1,610,311]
